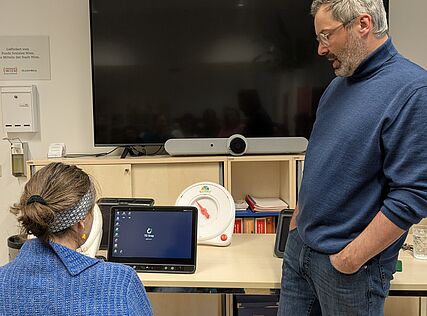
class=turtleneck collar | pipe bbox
[350,37,397,81]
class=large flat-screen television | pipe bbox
[90,0,389,147]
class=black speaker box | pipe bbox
[274,209,294,258]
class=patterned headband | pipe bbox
[48,187,95,233]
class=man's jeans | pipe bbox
[277,229,394,316]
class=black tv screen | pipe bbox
[90,0,387,146]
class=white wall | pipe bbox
[0,0,426,267]
[0,0,97,264]
[389,0,427,69]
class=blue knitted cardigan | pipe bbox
[0,238,153,315]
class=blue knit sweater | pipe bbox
[0,239,153,316]
[297,38,427,263]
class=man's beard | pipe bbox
[328,31,369,77]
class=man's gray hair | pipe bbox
[311,0,388,38]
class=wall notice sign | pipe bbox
[0,36,51,80]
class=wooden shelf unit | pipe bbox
[27,154,304,208]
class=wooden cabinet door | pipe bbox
[77,164,132,198]
[132,162,222,205]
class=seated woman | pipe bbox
[0,162,153,316]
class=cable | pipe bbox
[63,145,164,158]
[129,145,164,156]
[130,146,146,156]
[95,146,121,157]
[63,146,120,158]
[148,145,165,156]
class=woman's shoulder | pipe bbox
[92,260,138,279]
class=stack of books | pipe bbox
[245,194,289,212]
[234,199,249,211]
[232,195,289,234]
[233,216,276,234]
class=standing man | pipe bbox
[278,0,427,315]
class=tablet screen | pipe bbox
[107,206,198,273]
[97,197,155,249]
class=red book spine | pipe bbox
[234,218,243,234]
[245,194,256,211]
[255,217,266,234]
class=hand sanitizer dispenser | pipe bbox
[11,142,28,177]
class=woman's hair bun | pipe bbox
[10,162,94,243]
[16,203,55,240]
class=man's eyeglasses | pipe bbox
[316,17,358,47]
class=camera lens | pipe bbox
[229,137,246,155]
